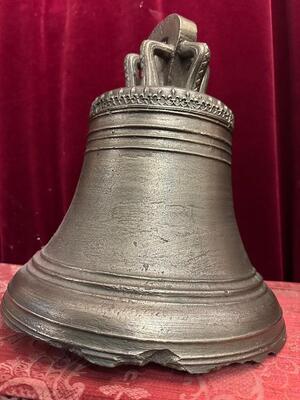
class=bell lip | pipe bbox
[89,86,234,131]
[1,259,286,374]
[1,288,286,374]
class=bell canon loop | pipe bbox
[1,14,286,373]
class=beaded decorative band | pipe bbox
[90,87,234,130]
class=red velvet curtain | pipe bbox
[0,0,299,281]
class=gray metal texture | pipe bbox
[1,14,286,373]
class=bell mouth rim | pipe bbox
[90,86,234,131]
[2,284,286,374]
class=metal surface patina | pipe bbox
[1,14,286,373]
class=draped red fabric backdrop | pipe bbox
[0,0,299,281]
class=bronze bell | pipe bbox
[1,14,286,374]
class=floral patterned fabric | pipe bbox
[0,264,299,400]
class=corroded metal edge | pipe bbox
[1,293,286,374]
[90,87,234,130]
[1,255,286,374]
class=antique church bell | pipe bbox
[2,14,286,373]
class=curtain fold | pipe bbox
[0,0,299,281]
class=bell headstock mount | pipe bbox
[124,14,210,92]
[90,13,233,130]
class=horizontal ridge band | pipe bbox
[24,252,266,303]
[88,123,232,148]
